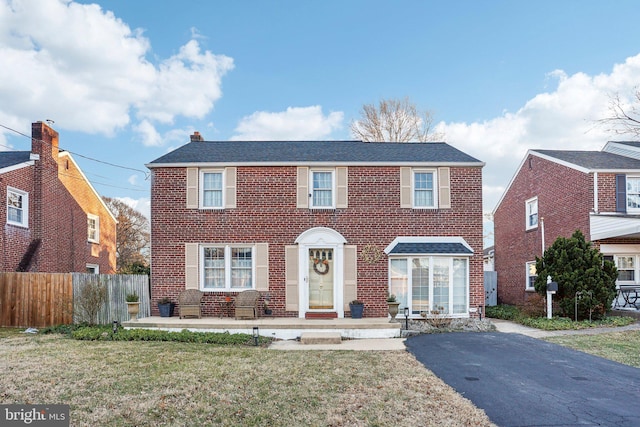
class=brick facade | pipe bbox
[0,122,116,273]
[150,163,484,318]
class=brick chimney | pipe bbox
[31,121,59,160]
[190,131,204,142]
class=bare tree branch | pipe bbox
[598,90,640,137]
[350,97,444,142]
[103,197,150,272]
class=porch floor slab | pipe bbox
[123,316,401,340]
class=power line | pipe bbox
[0,122,150,178]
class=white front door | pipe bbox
[308,248,334,310]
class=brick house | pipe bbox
[0,121,116,273]
[147,134,485,318]
[494,142,640,306]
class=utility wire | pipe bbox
[0,123,150,178]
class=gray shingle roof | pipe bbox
[147,140,483,167]
[0,151,31,170]
[387,242,473,255]
[533,149,640,170]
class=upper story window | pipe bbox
[413,170,437,208]
[200,170,224,209]
[525,197,538,230]
[7,187,28,228]
[526,261,537,290]
[202,245,254,290]
[87,214,100,243]
[311,170,334,208]
[626,176,640,212]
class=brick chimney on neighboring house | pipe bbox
[190,131,204,142]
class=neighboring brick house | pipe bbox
[147,134,485,318]
[0,121,116,273]
[494,142,640,306]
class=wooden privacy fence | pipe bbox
[0,272,150,327]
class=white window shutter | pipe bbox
[185,243,199,289]
[438,167,451,209]
[336,167,348,208]
[285,245,299,311]
[400,167,412,208]
[343,245,357,311]
[186,168,198,209]
[255,243,269,291]
[225,167,237,208]
[297,167,309,208]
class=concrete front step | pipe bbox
[300,332,342,345]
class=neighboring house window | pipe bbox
[413,170,437,208]
[615,256,635,282]
[389,256,468,316]
[627,176,640,212]
[526,261,537,291]
[525,197,538,230]
[202,245,254,290]
[86,264,99,274]
[200,170,224,209]
[7,187,28,228]
[87,214,99,243]
[311,170,334,208]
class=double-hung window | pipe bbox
[7,187,28,228]
[525,197,538,230]
[87,214,99,243]
[413,170,436,208]
[525,261,537,290]
[389,256,468,317]
[311,170,334,208]
[202,245,254,290]
[200,170,224,209]
[627,176,640,211]
[616,256,635,282]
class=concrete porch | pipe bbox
[123,316,402,340]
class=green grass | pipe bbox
[485,304,636,330]
[545,331,640,368]
[0,330,494,426]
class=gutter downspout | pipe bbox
[593,172,598,213]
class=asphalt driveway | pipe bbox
[405,332,640,427]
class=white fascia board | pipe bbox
[0,161,34,175]
[59,152,118,223]
[146,161,486,169]
[492,150,590,215]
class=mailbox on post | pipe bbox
[546,276,557,319]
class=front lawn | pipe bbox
[0,330,494,426]
[545,331,640,368]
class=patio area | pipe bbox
[123,316,402,340]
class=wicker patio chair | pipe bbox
[234,290,261,319]
[178,289,203,319]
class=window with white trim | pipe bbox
[86,264,99,274]
[525,197,538,230]
[413,170,437,208]
[627,176,640,211]
[310,170,334,208]
[87,214,99,243]
[389,256,468,316]
[202,245,254,290]
[526,261,537,291]
[615,255,635,282]
[7,187,28,228]
[200,169,224,209]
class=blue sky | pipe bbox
[2,0,640,247]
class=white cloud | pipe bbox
[133,120,162,147]
[0,0,232,138]
[128,175,138,186]
[440,53,640,217]
[231,106,344,140]
[117,196,150,220]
